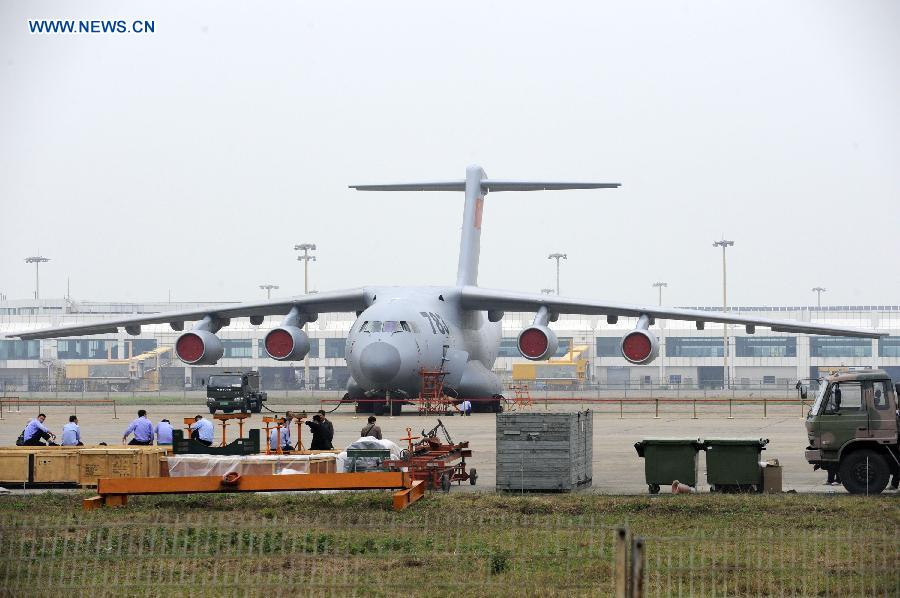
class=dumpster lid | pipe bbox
[703,438,769,447]
[635,438,703,445]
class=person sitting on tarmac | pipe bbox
[20,414,56,446]
[360,416,382,440]
[190,415,215,447]
[61,415,83,446]
[155,419,174,446]
[269,420,292,452]
[122,410,154,445]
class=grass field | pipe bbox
[0,491,897,596]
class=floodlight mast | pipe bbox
[548,253,567,295]
[25,255,50,300]
[712,239,735,389]
[294,243,317,295]
[812,287,826,309]
[652,281,668,306]
[259,284,279,299]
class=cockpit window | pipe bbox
[401,321,410,332]
[383,321,401,334]
[359,321,369,332]
[369,321,383,333]
[360,320,410,334]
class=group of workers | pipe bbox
[17,410,215,447]
[270,410,335,452]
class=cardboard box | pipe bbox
[762,464,783,493]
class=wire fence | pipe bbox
[0,511,896,596]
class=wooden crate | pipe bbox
[0,453,30,483]
[496,411,593,492]
[33,452,80,483]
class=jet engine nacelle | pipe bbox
[620,329,659,364]
[175,330,224,365]
[264,326,310,361]
[517,325,559,361]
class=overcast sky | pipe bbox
[1,1,898,308]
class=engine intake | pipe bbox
[517,325,558,361]
[175,330,224,365]
[264,326,310,361]
[620,329,659,364]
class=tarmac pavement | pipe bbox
[0,401,887,495]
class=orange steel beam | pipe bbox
[97,472,412,495]
[392,480,425,511]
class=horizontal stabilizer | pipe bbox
[350,180,620,193]
[481,180,620,192]
[349,181,465,192]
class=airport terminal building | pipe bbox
[1,298,898,392]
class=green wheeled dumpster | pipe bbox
[704,438,769,493]
[634,438,704,494]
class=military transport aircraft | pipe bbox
[9,165,884,413]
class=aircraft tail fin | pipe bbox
[350,166,620,287]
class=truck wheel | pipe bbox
[373,402,385,416]
[469,468,478,486]
[440,473,451,493]
[648,484,660,494]
[208,406,216,415]
[251,402,262,414]
[839,449,890,495]
[390,401,402,416]
[240,401,249,414]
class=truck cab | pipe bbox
[205,371,267,414]
[804,369,900,494]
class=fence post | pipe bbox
[615,526,629,598]
[630,536,645,598]
[728,397,733,419]
[692,397,697,420]
[654,398,659,419]
[619,398,624,419]
[763,396,768,419]
[113,400,117,420]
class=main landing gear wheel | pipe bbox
[208,406,216,415]
[469,468,478,486]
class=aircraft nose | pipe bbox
[359,342,401,385]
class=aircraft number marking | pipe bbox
[420,311,450,335]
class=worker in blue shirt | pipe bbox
[61,415,83,446]
[21,414,56,446]
[269,421,292,452]
[154,419,174,445]
[122,410,154,445]
[190,415,215,447]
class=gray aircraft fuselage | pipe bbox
[345,286,502,401]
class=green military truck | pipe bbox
[205,371,267,414]
[804,368,900,494]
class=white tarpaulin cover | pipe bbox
[337,437,403,472]
[167,454,336,478]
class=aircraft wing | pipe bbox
[459,287,885,338]
[7,288,370,340]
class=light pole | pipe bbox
[652,282,668,386]
[652,281,667,306]
[547,253,567,295]
[259,284,279,299]
[294,243,317,392]
[294,243,317,294]
[540,288,555,295]
[25,255,50,300]
[812,287,826,309]
[712,238,734,389]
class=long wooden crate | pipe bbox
[0,446,169,487]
